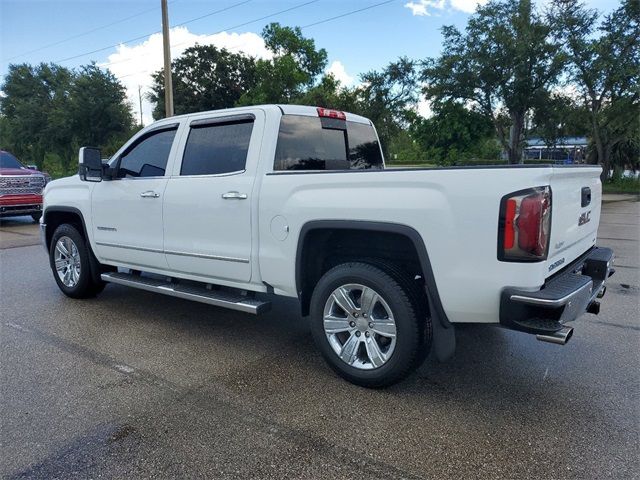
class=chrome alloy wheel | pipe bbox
[54,236,81,287]
[323,283,397,370]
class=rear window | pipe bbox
[274,115,383,171]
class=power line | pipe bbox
[103,0,320,70]
[111,0,398,82]
[54,0,253,64]
[3,2,175,63]
[301,0,397,29]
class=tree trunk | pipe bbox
[508,111,525,164]
[591,116,607,182]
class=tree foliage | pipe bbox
[0,62,134,175]
[411,101,499,165]
[422,0,565,163]
[149,45,257,120]
[238,23,327,105]
[550,0,639,176]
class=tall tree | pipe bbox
[422,0,565,163]
[356,57,420,158]
[68,64,134,152]
[238,23,327,105]
[411,101,499,165]
[1,62,134,174]
[550,0,639,177]
[0,63,73,169]
[149,45,258,120]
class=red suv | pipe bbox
[0,150,50,222]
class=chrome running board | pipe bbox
[101,272,271,315]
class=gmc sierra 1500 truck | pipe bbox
[41,105,614,387]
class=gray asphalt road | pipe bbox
[1,201,639,479]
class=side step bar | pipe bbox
[101,272,271,315]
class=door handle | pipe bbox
[140,191,160,198]
[221,191,248,200]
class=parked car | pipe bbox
[0,150,49,222]
[40,105,614,387]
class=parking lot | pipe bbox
[1,198,638,479]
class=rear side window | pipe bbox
[274,115,383,171]
[118,127,177,178]
[181,120,254,176]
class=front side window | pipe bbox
[181,120,254,176]
[117,127,177,178]
[274,115,383,171]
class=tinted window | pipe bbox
[118,128,177,178]
[274,115,383,171]
[0,151,25,169]
[181,120,253,176]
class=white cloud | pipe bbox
[101,27,271,125]
[326,60,354,86]
[404,0,445,16]
[404,0,486,16]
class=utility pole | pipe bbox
[137,85,144,126]
[161,0,174,117]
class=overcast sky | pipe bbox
[0,0,619,124]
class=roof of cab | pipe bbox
[152,104,371,126]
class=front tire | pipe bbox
[49,224,104,298]
[310,262,430,388]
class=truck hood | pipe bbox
[0,167,43,176]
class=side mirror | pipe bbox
[78,147,103,182]
[27,164,39,171]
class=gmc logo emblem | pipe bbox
[579,211,591,226]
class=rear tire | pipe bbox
[49,224,105,298]
[31,212,42,223]
[310,262,430,388]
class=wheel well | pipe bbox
[44,209,87,251]
[297,228,426,316]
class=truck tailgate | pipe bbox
[545,166,602,278]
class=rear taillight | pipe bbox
[498,186,551,261]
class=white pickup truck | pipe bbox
[41,104,614,387]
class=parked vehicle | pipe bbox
[0,150,49,222]
[41,105,614,387]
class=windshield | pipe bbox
[0,151,25,169]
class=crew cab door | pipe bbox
[162,111,263,283]
[92,124,180,270]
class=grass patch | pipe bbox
[602,176,640,194]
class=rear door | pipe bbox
[162,111,264,283]
[545,166,602,276]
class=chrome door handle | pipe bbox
[140,191,160,198]
[221,191,247,200]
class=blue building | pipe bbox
[524,136,589,163]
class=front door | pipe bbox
[163,112,261,283]
[92,125,179,270]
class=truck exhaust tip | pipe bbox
[536,327,574,345]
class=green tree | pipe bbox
[238,23,327,105]
[1,62,134,176]
[422,0,565,163]
[149,45,258,120]
[550,0,639,177]
[530,92,590,150]
[355,57,420,158]
[410,101,499,165]
[0,63,73,169]
[68,64,134,153]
